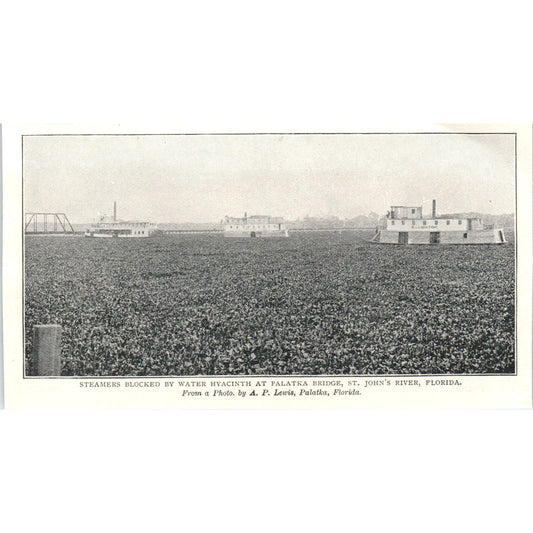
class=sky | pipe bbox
[23,133,516,223]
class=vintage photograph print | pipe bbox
[22,132,516,379]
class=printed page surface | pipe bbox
[3,124,531,408]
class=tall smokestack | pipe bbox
[432,199,436,218]
[114,201,117,222]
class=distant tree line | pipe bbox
[286,212,515,230]
[286,213,381,230]
[72,212,514,232]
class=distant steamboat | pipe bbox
[223,213,289,238]
[370,200,506,245]
[85,202,158,238]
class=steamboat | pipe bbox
[223,213,289,238]
[370,200,506,245]
[85,202,158,238]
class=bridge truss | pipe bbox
[25,213,75,234]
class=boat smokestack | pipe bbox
[114,201,117,222]
[432,199,436,218]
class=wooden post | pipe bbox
[32,325,62,376]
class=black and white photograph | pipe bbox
[3,6,533,533]
[22,131,516,379]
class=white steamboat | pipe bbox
[223,213,289,238]
[370,200,506,245]
[85,203,157,238]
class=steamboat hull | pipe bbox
[223,229,289,238]
[370,228,506,245]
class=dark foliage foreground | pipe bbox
[25,231,515,376]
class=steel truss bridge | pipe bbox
[25,213,75,234]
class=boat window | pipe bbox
[435,220,438,225]
[391,220,395,225]
[446,220,450,225]
[463,233,467,238]
[458,220,462,225]
[401,220,405,225]
[423,221,427,225]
